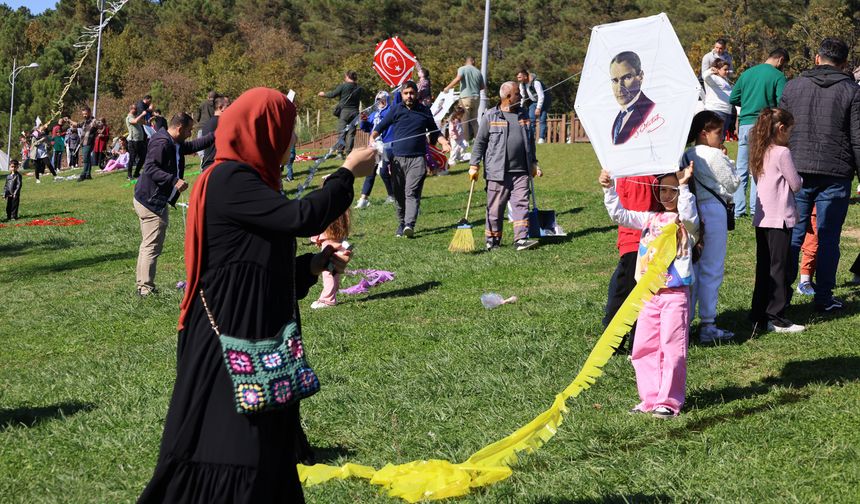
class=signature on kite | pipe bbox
[634,113,665,139]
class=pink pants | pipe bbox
[317,270,340,306]
[631,286,690,414]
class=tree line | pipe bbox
[1,0,857,144]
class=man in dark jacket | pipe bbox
[319,70,362,158]
[371,80,450,237]
[200,95,230,171]
[779,38,860,313]
[133,112,214,296]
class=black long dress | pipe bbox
[139,162,354,503]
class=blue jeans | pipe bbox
[787,175,851,305]
[79,145,93,179]
[361,151,394,197]
[527,94,550,142]
[733,123,756,217]
[284,146,296,180]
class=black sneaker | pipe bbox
[514,238,539,251]
[816,297,844,313]
[395,224,405,237]
[485,239,500,251]
[403,226,414,238]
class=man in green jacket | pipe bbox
[729,48,789,218]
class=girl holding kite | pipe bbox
[600,164,699,418]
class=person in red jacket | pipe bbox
[602,174,660,353]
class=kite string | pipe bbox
[296,71,582,195]
[382,71,582,149]
[49,0,131,124]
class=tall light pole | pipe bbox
[92,0,106,117]
[6,58,39,171]
[477,0,491,119]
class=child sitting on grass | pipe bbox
[310,209,350,309]
[600,164,699,418]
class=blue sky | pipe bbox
[3,1,56,15]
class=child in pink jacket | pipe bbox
[600,164,699,418]
[748,108,804,333]
[310,210,350,309]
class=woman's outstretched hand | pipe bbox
[342,148,377,178]
[310,244,352,276]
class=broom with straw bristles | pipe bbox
[448,179,477,253]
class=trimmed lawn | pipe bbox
[1,143,859,503]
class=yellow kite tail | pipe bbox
[298,225,679,502]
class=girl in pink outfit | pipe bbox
[748,108,804,334]
[600,165,699,418]
[310,210,350,309]
[103,145,129,172]
[447,106,468,165]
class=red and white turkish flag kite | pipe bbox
[373,37,417,87]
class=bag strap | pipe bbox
[199,289,221,336]
[682,152,729,210]
[340,85,359,108]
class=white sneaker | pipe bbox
[537,138,546,144]
[385,195,395,204]
[310,301,334,309]
[699,324,735,343]
[36,179,41,184]
[767,322,805,333]
[354,198,370,209]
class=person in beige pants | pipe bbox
[133,112,214,296]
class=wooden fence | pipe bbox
[297,112,589,151]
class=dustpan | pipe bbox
[527,176,565,238]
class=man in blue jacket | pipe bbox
[371,81,450,237]
[133,112,214,296]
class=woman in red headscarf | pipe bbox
[139,88,374,503]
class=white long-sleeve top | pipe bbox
[604,183,699,287]
[702,68,733,114]
[684,145,740,203]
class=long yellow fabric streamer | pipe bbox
[298,225,680,502]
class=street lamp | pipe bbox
[92,0,106,117]
[5,58,39,171]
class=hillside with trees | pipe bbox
[1,0,857,142]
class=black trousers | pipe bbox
[336,109,358,156]
[850,252,860,277]
[52,151,63,170]
[128,140,146,178]
[750,226,792,327]
[34,157,57,179]
[6,196,19,219]
[604,251,639,350]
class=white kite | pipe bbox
[430,89,459,129]
[574,13,701,178]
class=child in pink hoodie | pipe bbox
[310,210,350,309]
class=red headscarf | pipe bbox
[178,87,296,330]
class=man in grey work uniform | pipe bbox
[371,81,450,238]
[442,56,486,141]
[469,81,541,251]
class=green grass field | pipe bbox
[1,144,859,503]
